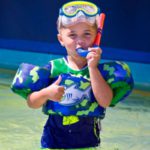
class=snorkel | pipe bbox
[58,1,105,57]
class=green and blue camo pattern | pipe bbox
[11,63,51,99]
[11,58,134,117]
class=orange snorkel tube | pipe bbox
[93,13,106,46]
[77,13,106,57]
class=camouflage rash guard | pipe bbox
[43,57,106,119]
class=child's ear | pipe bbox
[57,34,64,47]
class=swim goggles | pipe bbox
[58,1,101,27]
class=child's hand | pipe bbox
[27,75,65,108]
[44,76,65,101]
[86,47,102,68]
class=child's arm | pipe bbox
[87,47,113,108]
[27,76,65,108]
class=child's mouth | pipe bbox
[76,47,89,57]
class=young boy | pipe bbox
[27,1,112,149]
[11,1,133,150]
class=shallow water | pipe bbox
[0,68,150,150]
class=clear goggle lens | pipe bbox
[61,1,100,17]
[60,12,99,27]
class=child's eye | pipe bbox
[84,32,91,36]
[69,34,77,39]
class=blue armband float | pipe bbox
[11,63,51,99]
[99,61,134,106]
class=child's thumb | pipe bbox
[53,75,62,85]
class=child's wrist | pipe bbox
[88,65,98,71]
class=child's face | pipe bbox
[57,22,97,56]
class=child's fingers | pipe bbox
[51,87,65,101]
[58,86,65,94]
[53,75,62,85]
[88,47,102,55]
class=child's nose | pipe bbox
[76,38,85,48]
